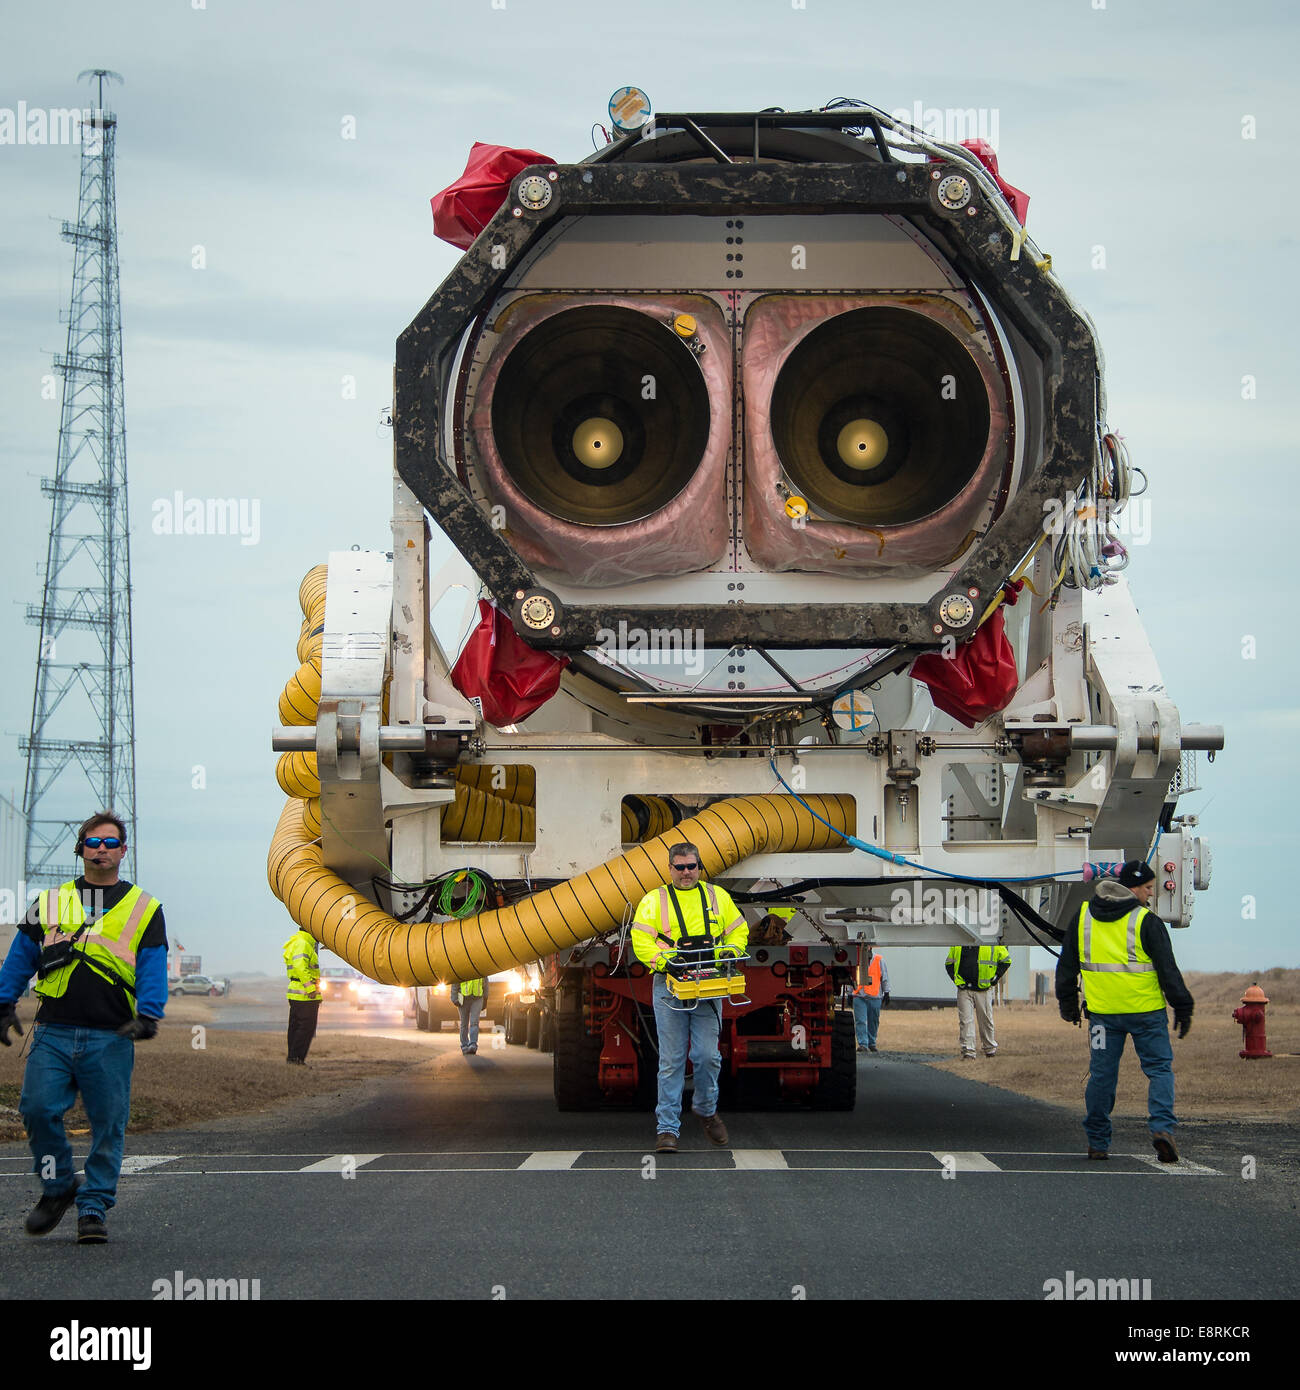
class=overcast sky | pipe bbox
[1,0,1294,976]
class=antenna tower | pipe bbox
[20,70,139,888]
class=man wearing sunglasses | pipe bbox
[0,811,167,1245]
[630,843,748,1153]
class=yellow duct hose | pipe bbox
[296,624,323,665]
[453,762,535,805]
[268,789,855,984]
[276,750,319,799]
[298,564,327,620]
[441,779,536,841]
[620,794,678,843]
[278,658,322,725]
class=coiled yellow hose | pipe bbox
[441,778,536,841]
[268,790,855,984]
[453,762,535,804]
[621,794,678,843]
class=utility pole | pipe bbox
[21,70,139,889]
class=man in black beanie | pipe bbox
[1056,859,1194,1163]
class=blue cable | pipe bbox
[1146,825,1163,866]
[767,758,1079,885]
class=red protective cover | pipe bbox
[451,600,569,727]
[958,138,1029,225]
[910,607,1019,728]
[431,142,556,250]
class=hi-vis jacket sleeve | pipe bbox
[631,892,673,971]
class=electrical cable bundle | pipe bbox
[1052,431,1146,595]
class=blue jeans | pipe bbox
[19,1023,135,1216]
[852,994,882,1047]
[458,996,483,1050]
[1084,1010,1176,1150]
[651,973,721,1134]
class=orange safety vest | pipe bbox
[854,953,883,998]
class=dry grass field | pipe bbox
[0,996,427,1143]
[0,970,1294,1141]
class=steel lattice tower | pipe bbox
[21,71,138,889]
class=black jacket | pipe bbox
[1056,882,1193,1015]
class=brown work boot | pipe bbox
[1087,1147,1109,1160]
[656,1132,678,1154]
[1152,1132,1179,1163]
[698,1112,729,1147]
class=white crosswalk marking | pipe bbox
[297,1154,383,1173]
[0,1147,1230,1177]
[1131,1154,1220,1175]
[118,1156,179,1174]
[732,1149,789,1170]
[518,1151,583,1170]
[932,1151,1003,1172]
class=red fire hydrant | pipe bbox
[1232,984,1273,1059]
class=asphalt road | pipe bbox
[3,1034,1298,1308]
[197,1002,418,1033]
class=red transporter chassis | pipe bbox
[547,941,858,1111]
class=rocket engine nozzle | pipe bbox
[489,304,711,527]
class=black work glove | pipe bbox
[117,1016,158,1041]
[882,992,891,1006]
[0,1005,22,1047]
[1059,1000,1082,1026]
[1174,1010,1192,1040]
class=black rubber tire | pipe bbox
[525,1004,542,1049]
[810,1010,858,1111]
[538,1007,555,1053]
[553,1010,604,1111]
[415,993,430,1032]
[505,1000,526,1045]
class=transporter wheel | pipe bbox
[810,1011,857,1111]
[526,1004,542,1049]
[505,1000,526,1045]
[415,993,430,1032]
[538,1007,555,1054]
[720,1066,781,1112]
[553,1010,603,1111]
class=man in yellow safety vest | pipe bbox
[1056,860,1194,1163]
[283,929,322,1064]
[0,811,166,1245]
[945,941,1011,1058]
[630,842,747,1154]
[453,976,486,1055]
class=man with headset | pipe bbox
[0,811,167,1244]
[630,842,748,1154]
